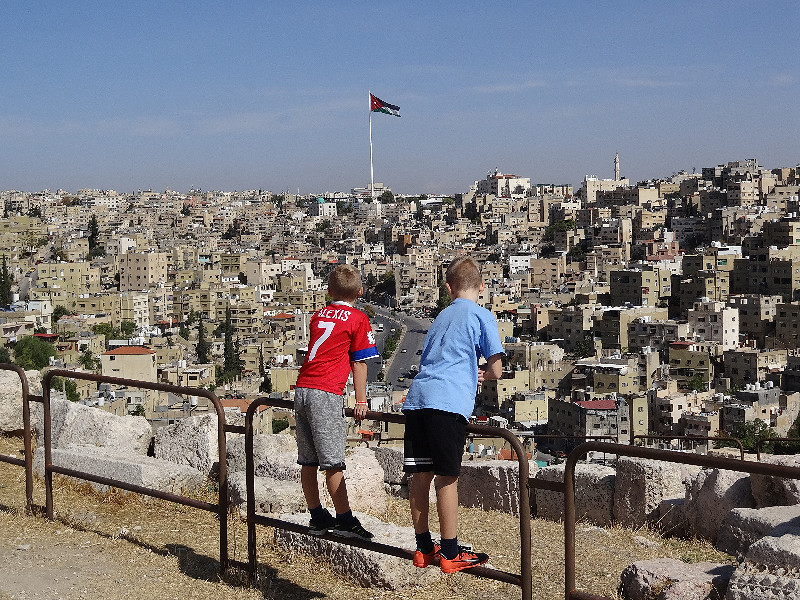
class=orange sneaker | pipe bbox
[413,543,441,568]
[438,547,489,573]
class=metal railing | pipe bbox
[558,441,800,600]
[633,434,745,461]
[756,436,800,461]
[40,369,236,573]
[244,397,534,599]
[0,364,35,512]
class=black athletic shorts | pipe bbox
[403,408,468,477]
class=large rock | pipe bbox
[273,513,442,590]
[534,463,615,526]
[613,457,699,528]
[459,460,530,516]
[717,505,800,557]
[0,369,42,432]
[32,396,152,456]
[750,455,800,508]
[154,414,220,476]
[618,558,733,600]
[339,447,387,515]
[725,525,800,599]
[656,497,690,536]
[684,469,756,543]
[227,472,307,514]
[226,432,300,480]
[372,446,406,485]
[35,444,205,495]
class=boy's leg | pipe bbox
[324,467,350,515]
[301,464,322,509]
[434,474,459,540]
[409,471,435,534]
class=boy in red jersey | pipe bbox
[294,264,379,539]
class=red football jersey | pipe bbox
[295,302,379,394]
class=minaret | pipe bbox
[614,153,620,181]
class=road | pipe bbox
[367,306,431,392]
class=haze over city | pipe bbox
[1,1,799,194]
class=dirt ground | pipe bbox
[0,434,733,600]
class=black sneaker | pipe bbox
[308,512,337,536]
[332,517,374,540]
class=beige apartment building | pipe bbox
[722,347,788,388]
[101,345,157,382]
[32,261,101,305]
[609,267,670,307]
[687,299,738,351]
[118,252,168,291]
[727,294,781,347]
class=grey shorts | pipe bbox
[294,387,347,470]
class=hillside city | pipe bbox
[3,155,800,455]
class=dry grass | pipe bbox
[0,434,732,600]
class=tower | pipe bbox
[614,153,620,181]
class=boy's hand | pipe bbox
[477,366,486,388]
[354,403,368,421]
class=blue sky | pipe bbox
[1,1,798,195]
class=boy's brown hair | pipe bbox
[445,256,483,293]
[327,264,362,301]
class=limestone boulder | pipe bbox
[684,468,756,543]
[32,396,152,456]
[227,472,307,515]
[717,505,800,557]
[340,447,387,515]
[459,460,530,516]
[726,525,800,599]
[534,463,615,526]
[372,446,406,485]
[750,455,800,508]
[618,558,733,600]
[35,444,205,496]
[0,368,42,432]
[613,457,699,528]
[154,414,220,476]
[273,513,443,590]
[226,432,300,480]
[656,497,690,537]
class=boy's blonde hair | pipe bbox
[445,256,482,293]
[328,264,362,300]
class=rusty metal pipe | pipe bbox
[633,434,745,461]
[0,364,34,512]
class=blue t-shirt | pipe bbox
[402,298,505,420]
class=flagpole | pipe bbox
[369,91,375,202]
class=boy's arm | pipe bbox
[478,353,503,383]
[351,360,368,420]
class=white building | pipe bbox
[687,298,739,350]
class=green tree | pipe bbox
[272,417,289,434]
[379,190,394,203]
[51,377,80,402]
[52,305,72,323]
[258,347,272,393]
[13,336,57,370]
[87,215,99,251]
[92,323,119,346]
[120,320,137,338]
[196,316,210,364]
[181,204,191,216]
[129,404,146,416]
[716,420,778,454]
[0,346,11,363]
[0,255,12,306]
[315,219,331,233]
[78,350,99,371]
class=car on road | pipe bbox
[397,377,405,383]
[401,348,407,353]
[416,349,422,355]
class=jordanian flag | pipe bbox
[370,93,401,117]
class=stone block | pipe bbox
[227,472,307,514]
[226,432,300,480]
[717,505,800,557]
[656,497,690,537]
[613,457,699,528]
[32,396,152,456]
[340,447,388,515]
[750,455,800,508]
[0,369,41,433]
[35,444,205,496]
[154,414,220,476]
[618,558,733,600]
[458,460,529,516]
[273,513,443,590]
[684,468,756,543]
[534,463,615,526]
[725,526,800,599]
[372,446,406,485]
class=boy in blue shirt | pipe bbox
[402,256,504,573]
